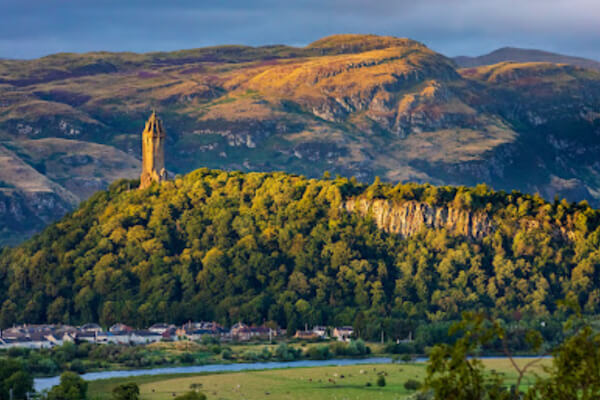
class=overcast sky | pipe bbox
[2,0,599,60]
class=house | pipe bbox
[95,331,113,344]
[109,323,133,333]
[148,323,174,334]
[176,321,225,340]
[80,323,103,333]
[161,328,178,341]
[107,331,131,344]
[333,326,354,342]
[75,331,97,343]
[294,330,319,340]
[130,330,162,344]
[231,323,274,341]
[312,326,328,338]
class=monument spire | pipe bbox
[139,110,167,189]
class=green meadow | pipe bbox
[87,359,549,400]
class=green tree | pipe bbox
[0,359,33,400]
[47,372,88,400]
[111,383,139,400]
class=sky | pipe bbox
[1,0,599,60]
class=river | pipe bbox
[35,357,402,392]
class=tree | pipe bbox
[424,310,600,399]
[47,372,88,400]
[112,383,139,400]
[0,359,33,400]
[0,300,17,329]
[528,312,600,399]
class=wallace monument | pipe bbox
[139,111,168,189]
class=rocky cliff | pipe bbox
[345,198,494,239]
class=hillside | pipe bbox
[1,169,599,337]
[2,34,600,245]
[454,47,600,71]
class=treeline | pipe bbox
[1,169,599,339]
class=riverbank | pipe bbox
[35,357,396,392]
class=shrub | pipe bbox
[112,382,140,400]
[404,379,421,391]
[376,375,386,387]
[173,391,206,400]
[305,345,331,360]
[221,348,233,360]
[275,343,300,361]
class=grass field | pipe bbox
[88,358,550,400]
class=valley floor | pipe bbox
[87,359,549,400]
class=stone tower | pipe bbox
[139,111,167,189]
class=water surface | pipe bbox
[35,357,398,392]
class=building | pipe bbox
[149,323,174,334]
[231,322,276,341]
[80,323,103,333]
[294,330,320,340]
[312,326,328,338]
[109,323,133,333]
[139,111,168,189]
[130,330,163,344]
[333,326,354,342]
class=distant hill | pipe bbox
[2,35,600,245]
[454,47,600,71]
[0,169,599,334]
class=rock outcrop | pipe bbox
[345,198,494,240]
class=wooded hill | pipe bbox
[1,169,599,339]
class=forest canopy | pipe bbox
[1,169,599,338]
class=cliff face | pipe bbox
[345,198,494,239]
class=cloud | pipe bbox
[1,0,599,60]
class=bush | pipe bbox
[329,339,368,356]
[305,345,331,360]
[376,375,386,387]
[69,359,86,374]
[385,342,415,354]
[404,379,421,391]
[208,344,222,354]
[173,391,206,400]
[178,353,195,364]
[112,382,140,400]
[275,343,300,361]
[221,348,233,360]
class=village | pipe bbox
[0,322,356,350]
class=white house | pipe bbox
[333,326,354,342]
[312,326,328,338]
[80,323,103,333]
[130,330,162,344]
[148,323,173,334]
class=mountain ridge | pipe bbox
[1,34,600,245]
[453,46,600,71]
